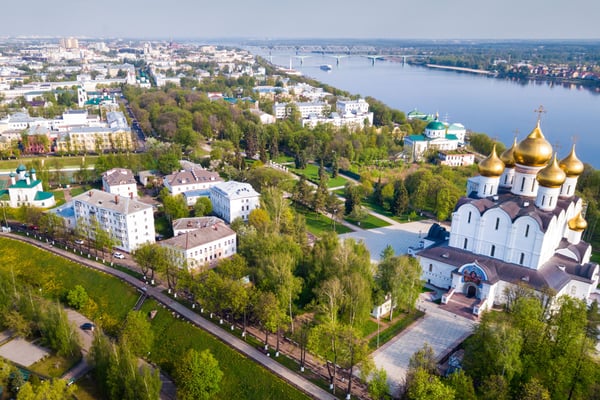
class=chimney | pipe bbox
[130,192,133,199]
[89,190,93,197]
[115,195,119,204]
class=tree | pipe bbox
[309,320,343,394]
[174,348,223,400]
[405,368,455,400]
[39,303,80,357]
[66,285,89,310]
[376,255,422,321]
[120,311,154,357]
[520,378,551,400]
[160,188,189,222]
[391,179,409,216]
[445,370,476,400]
[17,379,75,400]
[194,197,213,217]
[368,368,390,400]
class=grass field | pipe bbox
[291,164,348,189]
[292,204,352,236]
[139,300,311,400]
[29,353,81,378]
[0,155,99,171]
[344,213,391,230]
[273,155,295,164]
[50,189,66,207]
[0,238,310,400]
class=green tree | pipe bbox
[376,255,422,321]
[405,368,455,400]
[368,368,390,400]
[194,197,213,217]
[160,188,189,222]
[66,285,89,310]
[174,348,223,400]
[120,311,154,357]
[445,370,476,400]
[39,303,80,357]
[17,379,75,400]
[520,378,551,400]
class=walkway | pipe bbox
[0,232,336,400]
[371,292,476,397]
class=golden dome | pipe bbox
[514,121,553,167]
[478,144,505,177]
[568,211,587,232]
[500,138,517,168]
[559,144,584,177]
[536,154,566,188]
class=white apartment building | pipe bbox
[163,168,223,195]
[172,216,224,236]
[72,190,155,253]
[209,181,260,223]
[160,220,236,269]
[102,168,138,198]
[273,101,328,119]
[337,98,370,116]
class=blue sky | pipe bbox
[3,0,599,39]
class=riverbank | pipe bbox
[425,64,495,75]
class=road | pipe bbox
[0,232,337,400]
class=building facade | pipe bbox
[163,168,223,195]
[0,165,55,208]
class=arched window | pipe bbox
[519,252,525,265]
[491,245,495,257]
[468,212,472,224]
[525,224,530,238]
[520,177,526,192]
[495,218,500,230]
[429,264,433,272]
[463,238,468,249]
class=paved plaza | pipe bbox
[339,220,436,262]
[371,293,476,396]
[0,337,50,367]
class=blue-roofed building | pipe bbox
[0,165,55,208]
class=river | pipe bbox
[254,50,600,168]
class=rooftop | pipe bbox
[72,190,152,215]
[102,168,136,186]
[210,181,260,199]
[161,222,235,250]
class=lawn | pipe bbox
[0,155,99,171]
[292,204,352,236]
[50,189,66,207]
[29,353,81,378]
[359,319,379,338]
[0,238,310,400]
[139,300,311,400]
[273,155,295,164]
[69,184,96,198]
[291,164,348,189]
[0,237,139,335]
[344,213,391,230]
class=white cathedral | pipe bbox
[418,119,598,315]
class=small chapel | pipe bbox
[0,164,55,209]
[417,116,598,315]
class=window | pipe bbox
[467,212,472,224]
[495,218,500,230]
[429,264,433,272]
[519,252,525,265]
[525,224,530,237]
[491,245,495,257]
[463,238,468,249]
[531,179,536,192]
[520,177,525,192]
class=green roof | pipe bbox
[446,134,459,141]
[426,120,446,130]
[34,191,54,201]
[406,135,429,142]
[16,164,26,172]
[10,179,42,189]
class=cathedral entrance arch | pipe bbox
[466,284,477,298]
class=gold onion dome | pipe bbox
[559,144,584,177]
[500,138,517,168]
[568,211,588,232]
[478,144,505,177]
[536,154,566,188]
[514,121,553,167]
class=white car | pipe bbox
[74,239,84,245]
[113,252,125,259]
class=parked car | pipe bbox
[113,252,125,259]
[80,322,95,331]
[74,239,84,245]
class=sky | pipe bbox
[2,0,599,40]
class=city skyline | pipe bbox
[3,0,599,40]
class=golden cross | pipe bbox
[513,128,519,140]
[534,105,547,122]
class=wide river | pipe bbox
[255,50,600,168]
